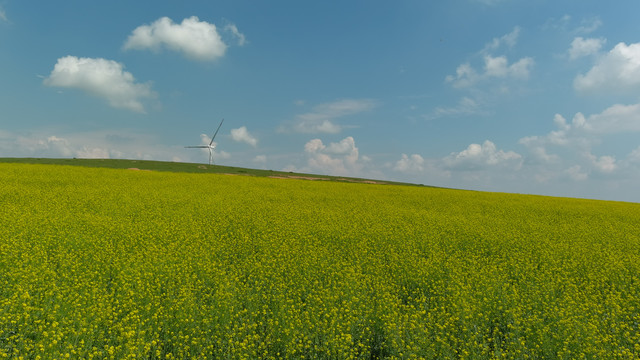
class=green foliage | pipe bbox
[0,158,417,186]
[1,163,639,359]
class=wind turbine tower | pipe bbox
[185,119,224,165]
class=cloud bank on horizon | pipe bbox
[2,2,640,203]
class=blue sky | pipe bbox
[2,1,640,202]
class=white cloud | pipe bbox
[517,106,638,187]
[543,15,601,35]
[574,42,640,93]
[445,26,534,89]
[0,6,7,22]
[581,103,640,134]
[485,55,534,79]
[565,165,588,181]
[445,63,479,88]
[43,56,155,113]
[224,23,246,46]
[284,99,376,134]
[427,96,486,119]
[304,138,325,153]
[473,0,508,5]
[569,37,606,60]
[42,136,74,157]
[627,146,640,166]
[519,113,590,169]
[230,126,257,147]
[443,140,522,170]
[575,17,602,34]
[521,103,640,160]
[542,14,572,32]
[0,130,164,160]
[588,153,617,173]
[123,16,228,61]
[76,147,111,159]
[394,154,424,173]
[253,155,267,163]
[446,55,534,88]
[484,27,520,52]
[325,137,359,157]
[628,146,640,164]
[302,136,361,176]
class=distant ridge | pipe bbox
[0,157,429,187]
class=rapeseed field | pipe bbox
[1,163,639,359]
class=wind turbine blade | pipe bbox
[209,119,224,145]
[185,146,209,148]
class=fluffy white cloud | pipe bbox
[574,42,640,93]
[519,113,588,154]
[230,126,257,147]
[521,103,640,159]
[43,56,155,113]
[324,136,359,157]
[445,27,533,88]
[569,37,606,59]
[443,140,522,170]
[394,154,424,173]
[446,55,534,88]
[123,16,228,61]
[588,153,617,173]
[284,99,376,134]
[302,136,361,176]
[518,108,632,185]
[485,55,534,79]
[304,138,325,153]
[582,103,640,134]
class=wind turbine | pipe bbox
[185,119,224,165]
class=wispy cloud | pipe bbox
[426,96,488,120]
[483,26,520,52]
[472,0,510,6]
[574,16,602,34]
[543,15,602,35]
[43,56,156,113]
[281,99,377,134]
[123,16,229,61]
[224,23,247,46]
[0,129,174,161]
[0,6,7,22]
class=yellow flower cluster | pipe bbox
[1,163,639,359]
